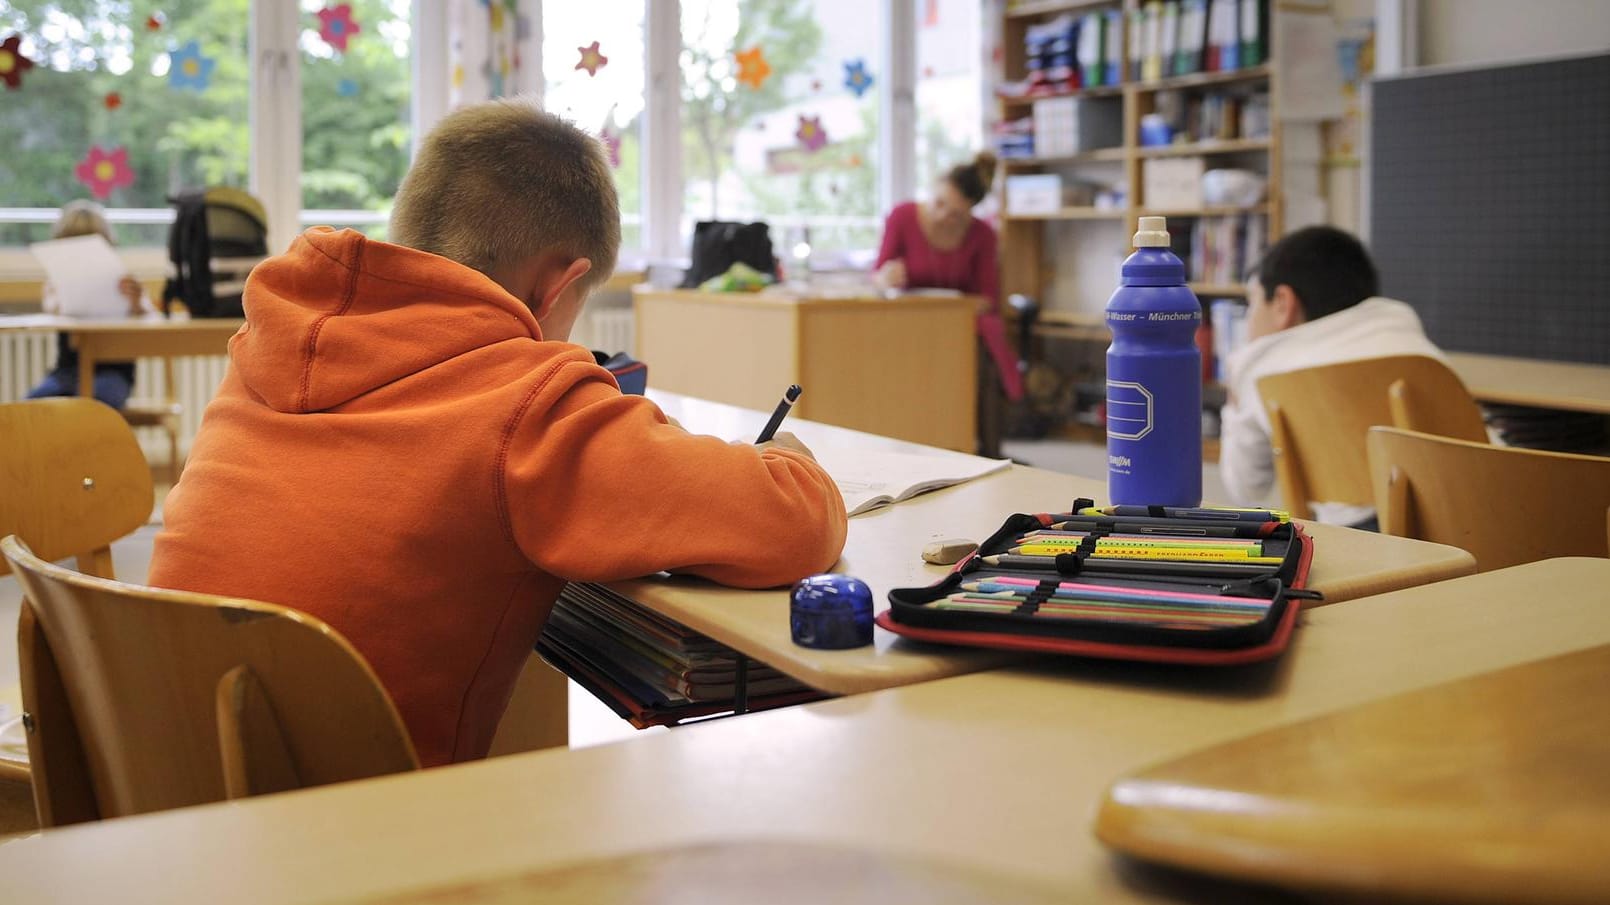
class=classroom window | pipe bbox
[678,0,883,261]
[914,0,983,199]
[0,0,252,247]
[542,0,646,252]
[298,0,413,239]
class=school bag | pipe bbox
[680,221,778,289]
[162,187,270,318]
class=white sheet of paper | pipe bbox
[28,234,130,318]
[811,447,1012,517]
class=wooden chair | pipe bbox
[1367,426,1610,571]
[2,535,419,827]
[121,358,184,485]
[0,397,153,581]
[1259,356,1488,520]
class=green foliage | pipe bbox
[0,0,409,244]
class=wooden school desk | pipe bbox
[633,287,978,451]
[615,390,1478,698]
[4,558,1604,905]
[0,314,242,395]
[1448,352,1610,415]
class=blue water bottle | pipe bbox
[1105,216,1202,506]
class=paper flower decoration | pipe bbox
[104,91,122,110]
[145,14,163,31]
[0,34,36,91]
[796,115,828,153]
[843,59,873,98]
[337,78,358,97]
[168,40,215,92]
[576,41,607,76]
[75,145,135,200]
[317,4,361,54]
[600,129,621,169]
[735,46,771,90]
[810,79,821,92]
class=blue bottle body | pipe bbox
[1105,245,1203,507]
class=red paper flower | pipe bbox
[145,14,163,31]
[75,145,135,200]
[317,4,361,54]
[104,91,122,110]
[0,34,37,90]
[575,41,607,77]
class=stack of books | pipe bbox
[537,583,824,728]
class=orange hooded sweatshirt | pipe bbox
[150,228,848,766]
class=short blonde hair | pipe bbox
[390,99,620,291]
[54,200,114,242]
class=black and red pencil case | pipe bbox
[877,499,1318,666]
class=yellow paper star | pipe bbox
[735,46,771,90]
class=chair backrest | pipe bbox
[0,398,153,578]
[1367,427,1610,572]
[1259,356,1488,519]
[2,535,419,827]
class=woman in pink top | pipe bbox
[873,151,1019,455]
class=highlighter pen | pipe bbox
[1076,505,1290,523]
[755,384,803,444]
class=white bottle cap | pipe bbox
[1133,216,1170,248]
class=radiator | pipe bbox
[585,307,636,357]
[0,331,227,466]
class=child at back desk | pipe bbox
[27,200,150,409]
[149,100,848,767]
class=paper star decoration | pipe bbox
[146,14,163,31]
[75,145,135,200]
[735,46,771,90]
[843,58,873,98]
[796,115,828,153]
[0,34,37,90]
[318,4,361,54]
[168,40,215,92]
[337,78,358,97]
[575,41,607,76]
[104,91,123,110]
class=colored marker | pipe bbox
[981,554,1275,578]
[1004,545,1283,564]
[961,576,1262,605]
[952,587,1270,613]
[755,384,803,444]
[1075,505,1290,523]
[1048,517,1276,539]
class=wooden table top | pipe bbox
[1098,643,1610,904]
[1448,352,1610,415]
[633,286,978,309]
[5,557,1605,905]
[0,313,244,334]
[632,391,1476,695]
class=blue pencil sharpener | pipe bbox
[790,574,874,650]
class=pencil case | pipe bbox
[878,499,1318,666]
[594,350,647,395]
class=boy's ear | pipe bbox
[530,257,593,320]
[1271,283,1306,329]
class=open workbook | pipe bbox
[810,447,1012,517]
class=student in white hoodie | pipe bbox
[1218,226,1443,528]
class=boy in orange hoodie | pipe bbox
[150,101,848,767]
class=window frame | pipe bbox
[0,0,940,277]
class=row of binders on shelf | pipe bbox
[537,583,823,728]
[1012,9,1125,96]
[1131,0,1268,83]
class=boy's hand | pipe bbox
[118,275,142,314]
[757,431,817,461]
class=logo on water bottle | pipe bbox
[1106,380,1153,441]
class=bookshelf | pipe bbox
[997,0,1284,334]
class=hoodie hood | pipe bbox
[231,228,543,413]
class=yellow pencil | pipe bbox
[1006,544,1284,564]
